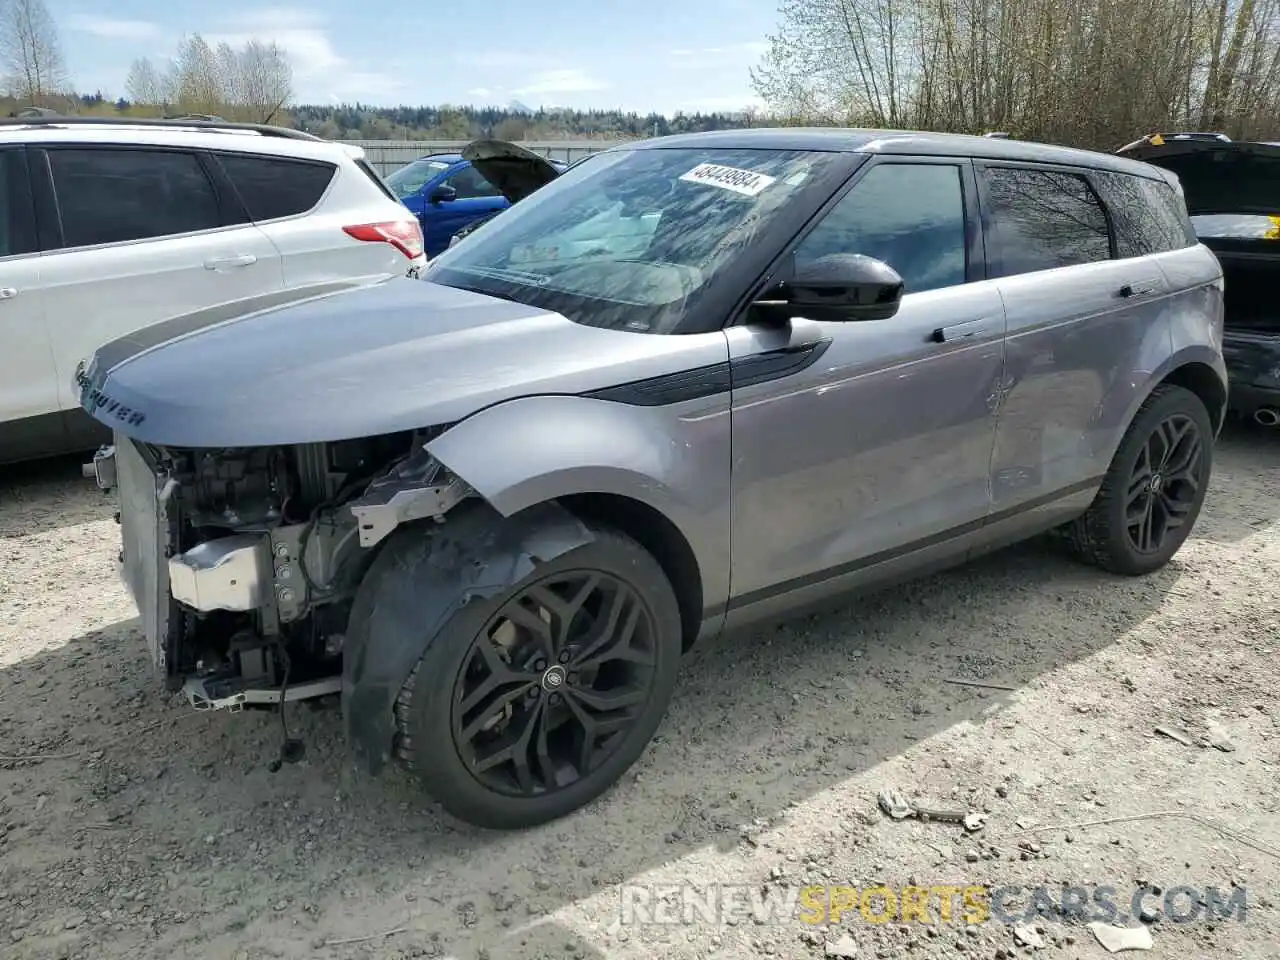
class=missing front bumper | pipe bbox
[183,674,342,712]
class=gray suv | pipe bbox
[81,129,1226,829]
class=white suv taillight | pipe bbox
[342,220,424,261]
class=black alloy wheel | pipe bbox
[1064,384,1213,576]
[1124,412,1205,555]
[451,570,659,797]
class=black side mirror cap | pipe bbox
[429,184,457,203]
[753,254,905,323]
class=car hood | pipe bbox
[1117,135,1280,217]
[78,278,727,448]
[461,139,562,203]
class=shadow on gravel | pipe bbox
[0,529,1187,960]
[0,453,114,541]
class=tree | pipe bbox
[751,0,1280,147]
[124,57,166,106]
[1,0,69,103]
[237,39,292,123]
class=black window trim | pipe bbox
[972,159,1118,277]
[0,144,39,259]
[33,143,247,253]
[207,149,339,225]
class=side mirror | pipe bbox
[429,184,457,204]
[754,254,905,323]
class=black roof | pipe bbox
[622,127,1166,179]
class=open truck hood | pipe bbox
[1117,134,1280,218]
[461,139,563,203]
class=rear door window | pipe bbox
[46,148,222,248]
[980,166,1112,277]
[0,148,37,257]
[217,153,336,221]
[1093,171,1196,256]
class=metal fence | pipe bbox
[342,140,630,177]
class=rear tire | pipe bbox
[395,526,682,829]
[1064,384,1212,575]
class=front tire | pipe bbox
[395,527,682,829]
[1064,384,1213,575]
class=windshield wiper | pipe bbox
[453,265,552,286]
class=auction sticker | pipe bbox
[679,162,776,196]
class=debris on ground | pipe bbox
[1088,922,1154,953]
[1153,725,1193,746]
[963,812,987,832]
[877,788,914,820]
[824,932,860,958]
[1012,923,1045,948]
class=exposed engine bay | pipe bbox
[96,427,471,722]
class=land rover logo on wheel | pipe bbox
[541,665,566,690]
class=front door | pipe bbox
[422,163,509,255]
[727,158,1007,624]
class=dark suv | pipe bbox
[1118,132,1280,426]
[82,129,1226,829]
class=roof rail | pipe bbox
[0,114,323,141]
[983,131,1011,138]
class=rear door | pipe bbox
[210,151,376,288]
[977,161,1171,511]
[34,144,284,417]
[0,145,63,456]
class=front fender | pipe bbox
[425,392,732,614]
[342,499,594,774]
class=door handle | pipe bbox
[932,318,996,343]
[1118,282,1157,298]
[0,287,16,300]
[204,254,258,270]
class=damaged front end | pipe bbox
[93,428,471,714]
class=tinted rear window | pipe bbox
[217,153,336,221]
[981,166,1112,277]
[0,148,37,257]
[1094,171,1196,256]
[48,148,221,247]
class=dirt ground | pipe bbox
[2,425,1279,960]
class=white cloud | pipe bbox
[203,8,401,103]
[67,15,163,41]
[513,69,607,97]
[467,87,494,99]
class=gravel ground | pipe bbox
[2,426,1279,960]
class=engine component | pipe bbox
[168,534,270,612]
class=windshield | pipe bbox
[424,146,845,334]
[385,158,451,199]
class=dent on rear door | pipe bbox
[992,258,1173,507]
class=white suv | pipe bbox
[0,116,426,464]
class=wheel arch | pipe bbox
[1159,360,1227,435]
[556,492,704,653]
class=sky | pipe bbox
[47,0,775,115]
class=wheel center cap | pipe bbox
[541,665,567,691]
